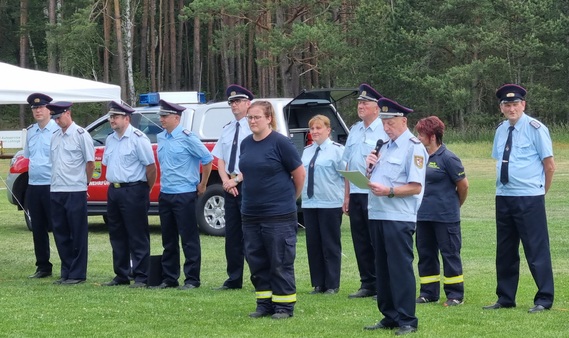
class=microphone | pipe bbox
[369,139,386,169]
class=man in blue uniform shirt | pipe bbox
[483,84,555,313]
[341,83,388,299]
[101,101,157,288]
[365,98,428,335]
[49,101,95,285]
[211,84,253,290]
[154,100,213,290]
[24,93,58,279]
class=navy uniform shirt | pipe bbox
[24,119,59,185]
[342,117,388,194]
[417,144,466,223]
[301,138,346,208]
[157,125,213,194]
[492,113,553,196]
[50,122,95,192]
[102,124,155,183]
[368,129,428,222]
[211,117,251,174]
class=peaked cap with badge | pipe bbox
[108,101,135,115]
[357,83,383,102]
[496,84,527,104]
[378,98,414,119]
[226,84,254,102]
[47,101,73,119]
[27,93,53,108]
[158,100,186,116]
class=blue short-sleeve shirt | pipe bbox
[25,119,59,185]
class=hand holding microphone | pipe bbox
[367,139,387,170]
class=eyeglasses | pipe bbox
[246,115,264,121]
[228,99,246,106]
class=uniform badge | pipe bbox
[382,106,389,112]
[530,120,541,129]
[78,128,85,134]
[414,155,424,169]
[183,129,191,136]
[134,129,143,137]
[231,91,237,96]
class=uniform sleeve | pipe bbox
[407,143,427,184]
[491,127,501,160]
[137,136,156,166]
[23,133,30,158]
[187,133,214,164]
[80,132,95,162]
[444,151,466,182]
[533,124,554,160]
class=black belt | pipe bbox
[111,181,145,188]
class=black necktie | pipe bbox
[228,122,240,173]
[307,146,320,198]
[500,126,515,185]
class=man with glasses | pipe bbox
[211,84,253,290]
[101,101,157,288]
[24,93,58,279]
[48,101,95,285]
[153,100,213,290]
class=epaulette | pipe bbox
[222,121,231,128]
[183,129,191,136]
[77,128,85,134]
[530,120,541,129]
[332,141,342,147]
[134,129,143,137]
[304,143,314,149]
[26,124,34,130]
[410,136,420,144]
[496,120,505,130]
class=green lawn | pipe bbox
[0,141,568,337]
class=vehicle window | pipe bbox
[197,107,234,140]
[137,113,163,143]
[89,117,112,146]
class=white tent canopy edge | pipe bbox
[0,62,121,104]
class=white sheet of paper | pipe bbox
[337,170,370,190]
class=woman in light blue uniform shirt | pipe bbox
[301,115,346,294]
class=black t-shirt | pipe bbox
[239,131,302,216]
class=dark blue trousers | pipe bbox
[27,184,53,273]
[223,185,245,288]
[495,195,554,308]
[51,191,88,280]
[416,220,464,301]
[303,207,342,290]
[348,193,376,291]
[107,183,151,283]
[158,192,201,287]
[371,219,418,329]
[243,214,297,314]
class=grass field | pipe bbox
[0,141,568,337]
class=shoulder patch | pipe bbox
[530,120,541,129]
[183,129,191,136]
[332,141,342,147]
[77,128,85,134]
[223,121,231,128]
[410,136,420,144]
[27,124,34,130]
[496,120,505,130]
[134,129,143,137]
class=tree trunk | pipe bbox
[124,0,135,105]
[47,0,57,72]
[169,0,177,89]
[193,15,201,91]
[113,0,127,101]
[103,0,112,83]
[19,0,29,128]
[150,0,157,91]
[140,0,149,88]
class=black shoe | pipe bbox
[309,286,323,294]
[60,279,85,285]
[528,305,548,313]
[364,322,397,331]
[482,302,514,310]
[395,326,417,335]
[178,284,198,290]
[271,310,293,319]
[249,311,273,318]
[102,280,130,286]
[416,296,438,304]
[213,285,241,290]
[372,294,377,301]
[324,288,339,295]
[53,278,65,285]
[129,282,147,288]
[150,282,177,289]
[28,271,52,278]
[348,288,375,298]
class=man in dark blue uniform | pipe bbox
[483,84,555,313]
[24,93,58,279]
[211,85,253,290]
[154,100,213,290]
[101,101,157,288]
[49,101,95,285]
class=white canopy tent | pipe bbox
[0,62,121,104]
